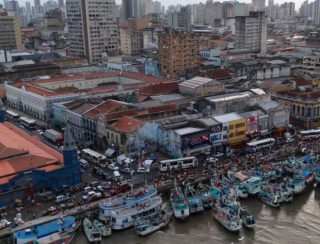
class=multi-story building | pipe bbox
[303,54,320,75]
[0,6,22,50]
[273,89,320,129]
[235,11,267,53]
[119,16,149,55]
[213,113,247,146]
[5,71,173,123]
[252,0,266,11]
[158,29,200,78]
[66,0,119,63]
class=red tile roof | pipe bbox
[208,69,231,80]
[139,82,179,96]
[111,116,144,133]
[84,99,134,119]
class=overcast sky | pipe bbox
[12,0,304,10]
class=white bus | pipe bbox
[19,116,36,130]
[81,148,107,166]
[298,129,320,140]
[6,110,20,121]
[246,138,275,152]
[159,156,198,172]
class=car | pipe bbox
[82,191,96,201]
[207,157,218,163]
[90,181,100,190]
[137,166,147,173]
[89,192,103,202]
[121,167,135,174]
[80,159,89,168]
[102,173,113,181]
[213,152,224,158]
[108,163,119,171]
[55,195,70,204]
[100,163,108,168]
[84,186,92,193]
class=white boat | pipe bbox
[184,183,204,214]
[258,191,280,208]
[278,190,293,203]
[111,196,162,230]
[170,186,190,220]
[83,217,101,243]
[286,176,307,194]
[99,187,157,222]
[212,201,242,232]
[239,207,256,229]
[135,209,172,236]
[243,177,262,195]
[93,219,111,237]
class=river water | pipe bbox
[73,186,320,244]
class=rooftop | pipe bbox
[213,113,242,123]
[174,127,204,136]
[179,76,215,89]
[205,90,254,103]
[111,116,144,133]
[0,122,63,183]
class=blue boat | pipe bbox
[12,216,79,244]
[184,183,204,214]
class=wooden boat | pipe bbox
[83,217,101,243]
[93,219,111,237]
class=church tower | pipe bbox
[63,127,79,166]
[0,99,6,122]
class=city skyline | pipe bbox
[4,0,305,10]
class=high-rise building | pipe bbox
[25,1,32,14]
[252,0,266,11]
[122,0,133,20]
[66,0,119,63]
[8,0,19,13]
[268,0,274,18]
[158,29,199,78]
[0,5,22,49]
[34,0,42,14]
[3,0,10,10]
[235,11,267,53]
[314,0,320,25]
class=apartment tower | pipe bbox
[66,0,119,63]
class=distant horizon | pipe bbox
[7,0,305,11]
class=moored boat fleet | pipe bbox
[10,154,320,242]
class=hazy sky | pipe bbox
[12,0,304,10]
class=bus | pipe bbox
[81,148,107,166]
[298,129,320,140]
[19,116,36,130]
[159,156,198,172]
[6,110,20,121]
[246,138,275,152]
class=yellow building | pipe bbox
[0,7,22,50]
[213,113,247,146]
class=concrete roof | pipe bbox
[175,127,204,136]
[213,112,242,123]
[179,76,214,89]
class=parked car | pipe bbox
[90,181,100,190]
[55,195,70,204]
[82,191,96,201]
[80,159,89,168]
[102,173,113,181]
[108,163,119,171]
[121,167,135,174]
[206,157,218,163]
[137,166,148,173]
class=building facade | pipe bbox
[0,6,22,50]
[235,11,267,53]
[158,29,200,78]
[66,0,119,63]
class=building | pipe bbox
[213,113,247,147]
[252,0,266,11]
[5,71,173,123]
[158,29,200,78]
[119,16,149,55]
[0,6,22,50]
[273,89,320,129]
[241,110,269,138]
[178,76,224,97]
[66,0,119,63]
[0,106,81,206]
[196,89,270,115]
[235,11,267,53]
[303,54,320,75]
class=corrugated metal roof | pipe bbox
[213,112,242,123]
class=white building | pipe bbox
[66,0,119,63]
[235,11,267,53]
